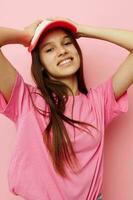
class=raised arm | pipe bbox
[0,20,41,103]
[77,25,133,99]
[47,17,133,99]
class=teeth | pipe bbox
[58,58,72,66]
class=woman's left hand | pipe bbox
[46,17,82,38]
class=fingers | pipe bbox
[46,17,70,22]
[33,19,43,26]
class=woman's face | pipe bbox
[39,29,80,80]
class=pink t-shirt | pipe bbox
[0,72,128,200]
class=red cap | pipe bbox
[28,19,77,52]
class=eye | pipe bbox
[64,42,72,45]
[46,48,54,53]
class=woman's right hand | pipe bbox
[23,19,43,47]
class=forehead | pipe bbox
[45,28,69,39]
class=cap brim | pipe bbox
[28,20,77,52]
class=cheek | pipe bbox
[40,54,51,68]
[75,51,80,65]
[39,54,57,75]
[73,48,80,59]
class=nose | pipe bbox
[57,45,68,57]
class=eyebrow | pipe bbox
[42,35,71,48]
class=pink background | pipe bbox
[0,0,133,199]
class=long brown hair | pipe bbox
[30,28,97,177]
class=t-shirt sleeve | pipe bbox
[96,77,128,127]
[0,72,36,123]
[88,77,129,128]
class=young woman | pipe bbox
[0,17,132,200]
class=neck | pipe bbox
[49,74,79,96]
[58,75,79,96]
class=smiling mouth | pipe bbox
[57,57,73,67]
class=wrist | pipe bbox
[20,30,32,47]
[76,24,88,38]
[77,24,99,38]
